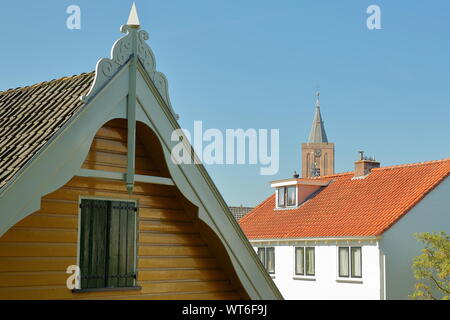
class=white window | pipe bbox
[277,186,297,208]
[257,247,275,274]
[338,246,362,278]
[295,247,315,276]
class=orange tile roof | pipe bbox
[0,72,94,189]
[239,158,450,239]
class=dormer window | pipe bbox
[271,177,330,210]
[277,186,297,208]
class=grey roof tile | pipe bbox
[229,206,253,221]
[0,72,94,189]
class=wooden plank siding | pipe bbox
[0,119,245,299]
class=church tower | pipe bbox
[301,92,335,178]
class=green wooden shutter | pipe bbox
[125,201,137,287]
[107,201,120,288]
[79,199,109,289]
[107,201,136,288]
[80,199,136,289]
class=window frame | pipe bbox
[257,246,275,275]
[350,247,362,278]
[276,186,297,209]
[338,247,350,278]
[294,247,305,276]
[286,186,297,207]
[305,247,315,276]
[294,246,315,279]
[76,197,138,291]
[337,246,362,280]
[277,187,286,208]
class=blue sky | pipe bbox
[1,1,449,206]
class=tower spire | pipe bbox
[308,91,328,143]
[301,91,335,178]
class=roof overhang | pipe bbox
[249,236,382,245]
[270,177,331,188]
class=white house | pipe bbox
[239,96,450,300]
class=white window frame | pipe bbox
[293,246,316,281]
[336,246,363,282]
[275,186,297,209]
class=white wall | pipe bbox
[380,176,450,300]
[253,241,381,300]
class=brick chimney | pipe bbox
[354,151,380,178]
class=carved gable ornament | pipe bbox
[81,24,178,120]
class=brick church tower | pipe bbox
[301,92,335,178]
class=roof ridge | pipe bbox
[0,71,94,96]
[304,157,450,179]
[374,157,450,171]
[309,171,353,179]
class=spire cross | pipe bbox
[315,91,320,108]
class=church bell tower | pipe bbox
[301,92,335,178]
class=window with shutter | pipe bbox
[79,199,137,289]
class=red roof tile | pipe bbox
[239,158,450,238]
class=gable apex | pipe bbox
[81,24,178,120]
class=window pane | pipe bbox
[287,187,296,206]
[295,247,304,275]
[257,248,265,267]
[277,188,285,207]
[305,247,315,276]
[351,247,362,278]
[339,247,349,277]
[266,247,275,274]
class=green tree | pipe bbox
[410,231,450,300]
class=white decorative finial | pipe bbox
[127,2,140,29]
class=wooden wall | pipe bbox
[0,119,246,299]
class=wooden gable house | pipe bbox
[0,7,282,300]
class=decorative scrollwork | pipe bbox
[137,30,156,75]
[81,25,178,119]
[101,60,116,77]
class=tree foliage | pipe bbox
[410,231,450,300]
